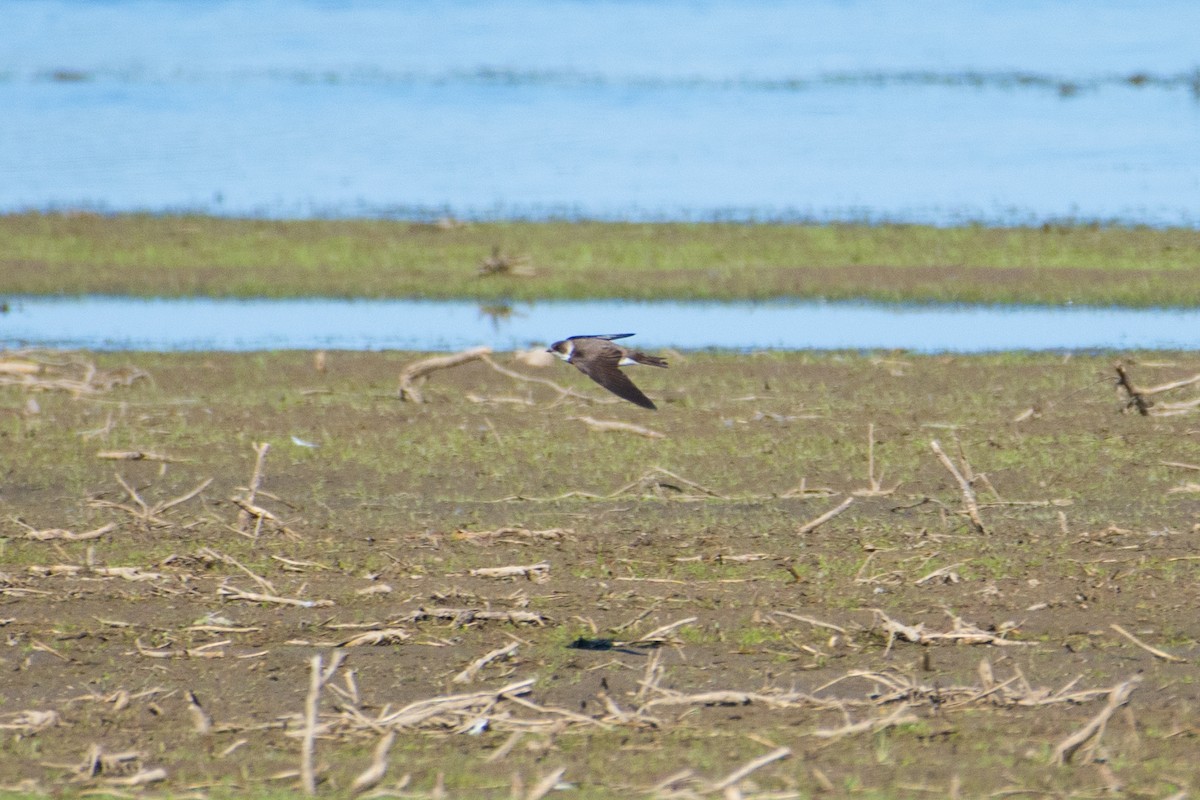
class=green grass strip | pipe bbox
[3,213,1199,305]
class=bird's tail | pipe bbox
[631,352,668,368]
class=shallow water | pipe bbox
[3,297,1199,353]
[3,1,1200,224]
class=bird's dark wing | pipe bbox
[566,333,635,342]
[573,350,657,409]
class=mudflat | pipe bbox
[1,348,1198,797]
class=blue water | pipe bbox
[3,1,1200,224]
[3,297,1198,353]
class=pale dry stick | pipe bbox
[398,346,492,403]
[1109,624,1187,663]
[350,731,396,796]
[98,474,212,528]
[102,767,168,787]
[198,546,277,595]
[1051,675,1140,765]
[914,562,964,586]
[452,642,520,685]
[769,611,849,636]
[238,442,271,532]
[374,678,535,728]
[633,650,666,706]
[929,440,986,533]
[96,450,179,462]
[479,353,597,403]
[569,415,666,439]
[484,731,525,764]
[337,629,410,647]
[640,689,833,713]
[301,651,347,796]
[796,496,854,535]
[811,703,918,739]
[707,746,791,794]
[1139,370,1200,396]
[853,423,897,496]
[15,520,117,542]
[469,562,551,580]
[525,767,566,800]
[397,607,546,626]
[629,616,698,646]
[218,585,333,608]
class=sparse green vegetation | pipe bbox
[3,212,1200,305]
[1,349,1199,795]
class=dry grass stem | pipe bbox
[237,442,271,532]
[453,527,571,545]
[1052,675,1140,765]
[218,585,333,608]
[853,423,898,496]
[811,704,919,739]
[198,547,277,594]
[96,450,180,462]
[796,496,854,535]
[874,610,1029,648]
[397,607,547,626]
[707,746,791,793]
[524,766,566,800]
[570,415,666,438]
[337,629,411,647]
[0,354,147,397]
[452,642,520,684]
[1109,624,1187,663]
[929,440,986,533]
[350,731,396,795]
[90,474,212,529]
[769,612,849,636]
[14,520,117,542]
[398,346,492,403]
[300,652,346,795]
[468,562,551,580]
[479,355,597,404]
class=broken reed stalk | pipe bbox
[797,496,854,535]
[452,642,520,685]
[708,746,791,792]
[301,651,346,796]
[349,730,396,795]
[1052,675,1140,765]
[398,346,492,403]
[570,415,665,439]
[238,442,270,532]
[930,440,986,533]
[1110,624,1187,663]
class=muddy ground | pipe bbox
[0,349,1198,798]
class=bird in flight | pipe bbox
[547,333,668,410]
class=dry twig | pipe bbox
[1052,675,1140,765]
[797,496,854,535]
[398,346,492,403]
[1109,623,1187,663]
[930,440,986,533]
[570,415,666,439]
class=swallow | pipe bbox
[547,333,668,410]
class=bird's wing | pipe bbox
[574,350,656,409]
[567,333,635,341]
